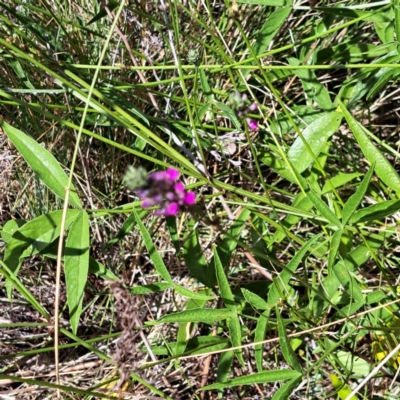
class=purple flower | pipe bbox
[132,167,196,217]
[247,118,258,131]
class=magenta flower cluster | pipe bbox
[136,168,196,216]
[228,92,259,131]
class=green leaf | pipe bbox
[268,234,322,307]
[88,258,119,281]
[87,0,119,25]
[217,350,234,384]
[4,210,80,297]
[292,168,343,228]
[214,246,236,310]
[199,69,212,99]
[246,7,291,74]
[130,282,172,295]
[0,259,50,318]
[236,0,289,4]
[367,68,399,100]
[200,370,301,390]
[210,208,251,271]
[65,211,90,335]
[214,247,244,365]
[175,289,211,357]
[339,100,400,196]
[214,101,241,130]
[328,229,343,271]
[330,374,360,400]
[0,120,82,208]
[277,311,302,372]
[333,262,364,304]
[133,210,172,284]
[321,172,362,195]
[349,199,400,224]
[271,376,302,400]
[150,308,233,325]
[287,112,342,173]
[287,58,333,110]
[316,7,393,23]
[242,288,269,310]
[173,284,215,301]
[1,219,26,243]
[255,309,270,372]
[342,165,375,225]
[183,223,211,287]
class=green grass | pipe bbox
[1,0,400,398]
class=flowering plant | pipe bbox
[227,91,259,130]
[123,166,196,217]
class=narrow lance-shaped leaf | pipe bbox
[214,247,244,365]
[150,308,234,325]
[339,100,400,196]
[342,164,375,225]
[0,119,82,208]
[277,310,302,372]
[65,211,90,335]
[200,370,301,391]
[133,209,172,284]
[287,111,342,173]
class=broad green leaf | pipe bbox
[65,211,90,335]
[349,199,400,224]
[214,101,241,130]
[183,221,212,287]
[133,210,172,284]
[4,210,80,297]
[287,112,342,173]
[337,351,371,376]
[333,262,364,304]
[339,101,400,196]
[217,350,234,384]
[271,376,302,400]
[321,172,362,195]
[0,120,82,208]
[130,282,172,295]
[268,234,322,306]
[395,0,400,47]
[277,311,302,372]
[242,288,269,310]
[366,290,386,305]
[1,219,26,243]
[175,289,211,357]
[330,374,360,400]
[374,21,395,46]
[342,165,375,225]
[287,57,333,110]
[200,369,301,390]
[255,309,270,372]
[150,308,233,325]
[328,229,343,271]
